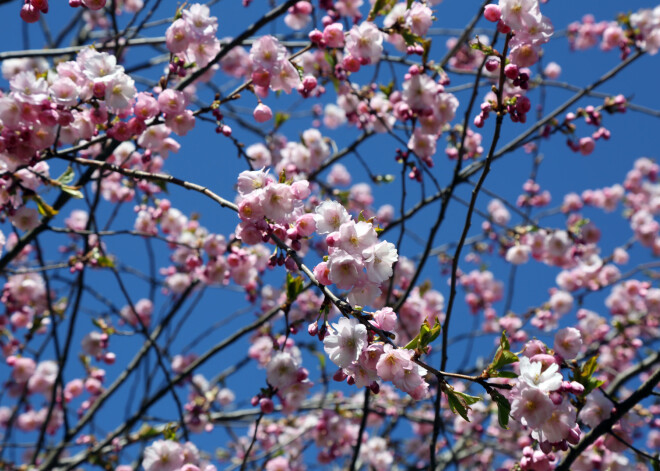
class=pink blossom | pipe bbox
[11,207,40,232]
[554,327,582,360]
[323,23,345,48]
[82,0,107,10]
[363,241,398,283]
[327,249,363,290]
[518,356,562,392]
[166,110,196,136]
[376,344,412,381]
[511,384,554,429]
[158,89,187,115]
[499,0,542,31]
[345,22,383,64]
[245,143,272,168]
[371,307,397,331]
[580,389,611,428]
[406,4,433,36]
[266,351,299,390]
[505,245,531,265]
[314,201,350,234]
[165,18,191,53]
[323,317,367,368]
[11,356,36,383]
[105,75,136,112]
[142,440,184,471]
[347,278,381,306]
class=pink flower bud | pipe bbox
[332,368,347,382]
[20,4,40,23]
[343,56,360,73]
[259,397,274,414]
[485,58,500,72]
[307,322,318,336]
[578,137,595,156]
[483,5,501,22]
[504,64,519,80]
[302,75,317,91]
[309,29,323,44]
[82,0,106,10]
[103,352,116,365]
[497,20,511,34]
[253,103,273,123]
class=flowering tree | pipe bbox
[0,0,659,469]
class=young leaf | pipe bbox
[446,390,470,422]
[61,185,84,199]
[491,390,511,429]
[286,273,304,302]
[368,0,387,20]
[33,195,58,218]
[499,330,510,351]
[274,112,290,128]
[494,371,519,379]
[56,166,75,185]
[163,423,179,441]
[454,391,481,406]
[570,356,604,396]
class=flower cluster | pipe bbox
[140,440,216,471]
[313,200,398,306]
[492,0,554,68]
[569,7,660,57]
[509,353,582,457]
[322,316,429,399]
[250,35,301,95]
[165,4,220,71]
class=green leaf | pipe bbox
[582,356,598,377]
[324,51,337,69]
[404,335,419,350]
[96,255,115,268]
[454,391,481,406]
[154,180,168,193]
[499,330,510,351]
[469,38,494,55]
[33,195,58,218]
[489,331,518,372]
[570,356,603,396]
[446,390,470,422]
[404,319,440,351]
[368,0,388,20]
[379,81,394,98]
[61,185,84,199]
[400,30,423,47]
[286,273,304,302]
[163,423,178,441]
[274,112,290,129]
[420,38,431,66]
[419,322,432,346]
[137,424,160,439]
[494,371,519,379]
[492,390,511,429]
[56,166,75,185]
